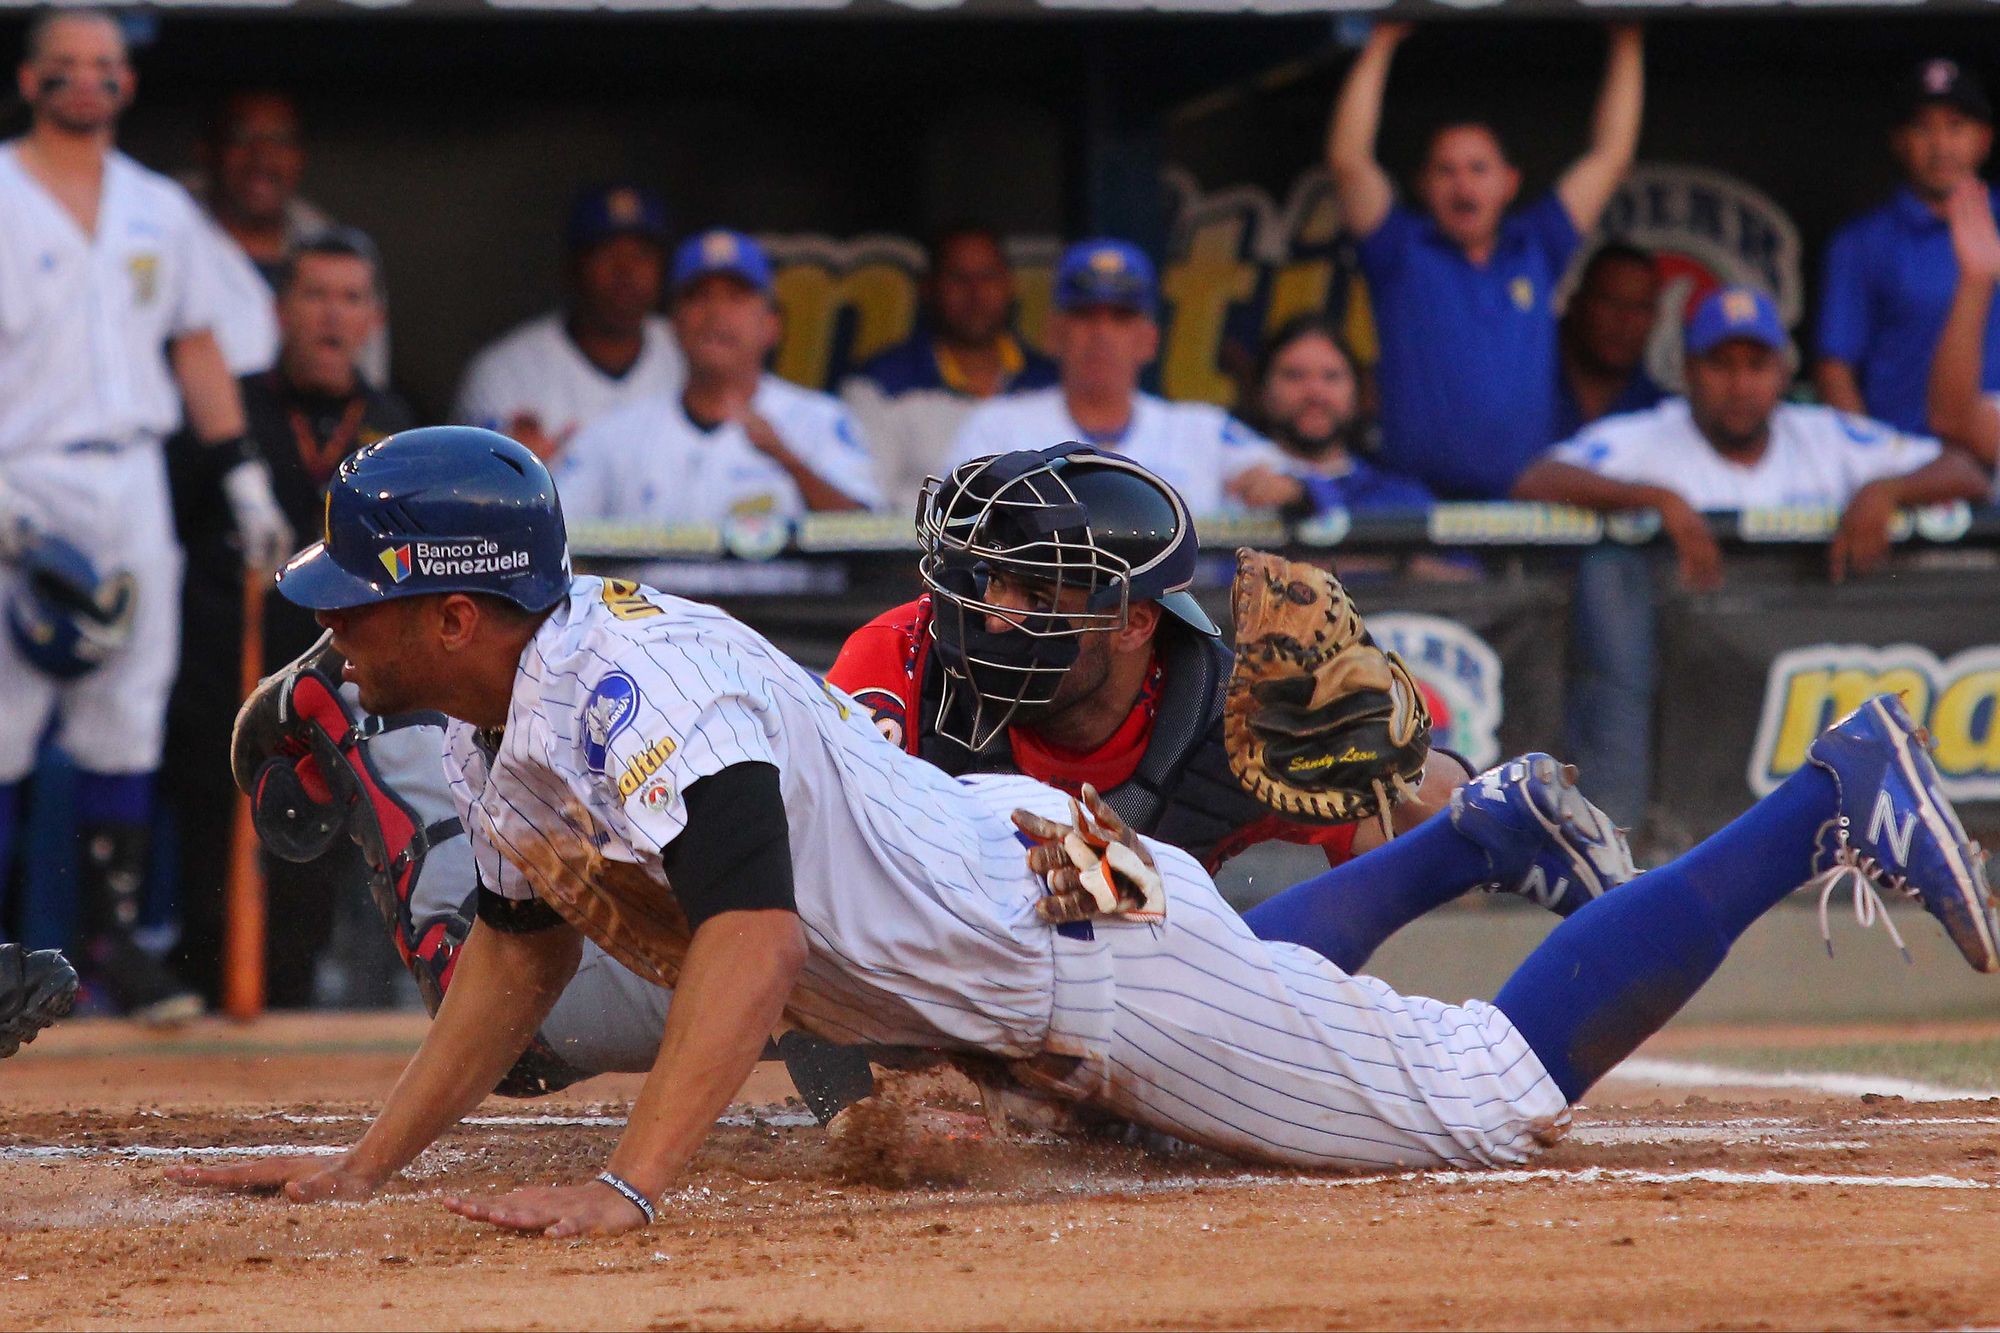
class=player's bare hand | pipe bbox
[444,1181,649,1238]
[165,1153,379,1202]
[1945,177,2000,282]
[1370,20,1413,47]
[1658,495,1723,592]
[1225,465,1305,511]
[1011,785,1164,924]
[1831,481,1897,583]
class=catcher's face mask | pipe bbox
[917,449,1136,750]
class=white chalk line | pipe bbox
[1607,1056,1995,1103]
[267,1109,818,1130]
[1113,1165,1994,1197]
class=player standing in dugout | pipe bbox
[172,427,1995,1237]
[0,8,292,1025]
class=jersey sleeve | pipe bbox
[785,397,887,510]
[1215,412,1290,482]
[1522,193,1583,274]
[165,190,229,339]
[826,599,926,751]
[588,661,781,858]
[1353,202,1422,289]
[1546,417,1653,484]
[550,417,616,519]
[1831,413,1943,491]
[452,340,516,430]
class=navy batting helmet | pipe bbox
[275,426,571,613]
[6,534,136,680]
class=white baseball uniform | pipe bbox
[947,388,1292,517]
[1548,399,1943,510]
[454,312,686,458]
[445,576,1567,1169]
[554,374,884,522]
[0,144,225,782]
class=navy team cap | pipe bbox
[1053,239,1158,316]
[565,184,670,252]
[1902,58,1992,126]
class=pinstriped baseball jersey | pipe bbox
[445,575,1569,1169]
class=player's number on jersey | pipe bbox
[601,579,662,621]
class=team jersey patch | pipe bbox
[851,688,908,747]
[583,670,640,773]
[617,736,678,799]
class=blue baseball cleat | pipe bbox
[1449,753,1638,916]
[1805,693,1999,973]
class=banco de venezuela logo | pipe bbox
[379,544,412,583]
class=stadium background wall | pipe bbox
[1,12,1995,420]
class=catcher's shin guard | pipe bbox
[1223,549,1430,837]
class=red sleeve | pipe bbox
[827,598,928,754]
[1206,814,1361,875]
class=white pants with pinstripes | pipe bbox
[1010,787,1572,1172]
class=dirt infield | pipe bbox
[5,1016,2000,1331]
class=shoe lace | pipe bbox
[1804,817,1913,964]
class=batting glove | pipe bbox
[222,459,297,572]
[1012,784,1166,925]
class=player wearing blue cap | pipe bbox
[454,184,685,463]
[176,423,1995,1238]
[556,229,881,524]
[1515,285,1990,832]
[1519,286,1989,589]
[946,239,1300,516]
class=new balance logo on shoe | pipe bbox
[1518,866,1573,910]
[1868,786,1917,868]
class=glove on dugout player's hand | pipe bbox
[1012,785,1165,925]
[1223,549,1430,836]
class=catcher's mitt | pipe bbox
[1223,549,1430,834]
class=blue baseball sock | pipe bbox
[75,771,153,826]
[1242,814,1495,974]
[1495,764,1835,1103]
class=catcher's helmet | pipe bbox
[6,534,136,681]
[276,426,571,613]
[915,443,1215,749]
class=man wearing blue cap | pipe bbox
[454,185,685,463]
[556,229,881,523]
[946,238,1298,516]
[1515,286,1988,828]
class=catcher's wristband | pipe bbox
[594,1170,657,1225]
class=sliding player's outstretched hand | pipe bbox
[1012,784,1165,924]
[444,1182,652,1238]
[165,1154,379,1202]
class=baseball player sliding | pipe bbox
[1,9,292,1020]
[175,428,1995,1238]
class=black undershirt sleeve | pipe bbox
[475,881,567,934]
[660,761,798,933]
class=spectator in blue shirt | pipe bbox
[1328,21,1645,500]
[1248,314,1433,514]
[1816,58,1997,433]
[1554,242,1666,441]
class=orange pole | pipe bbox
[223,567,267,1020]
